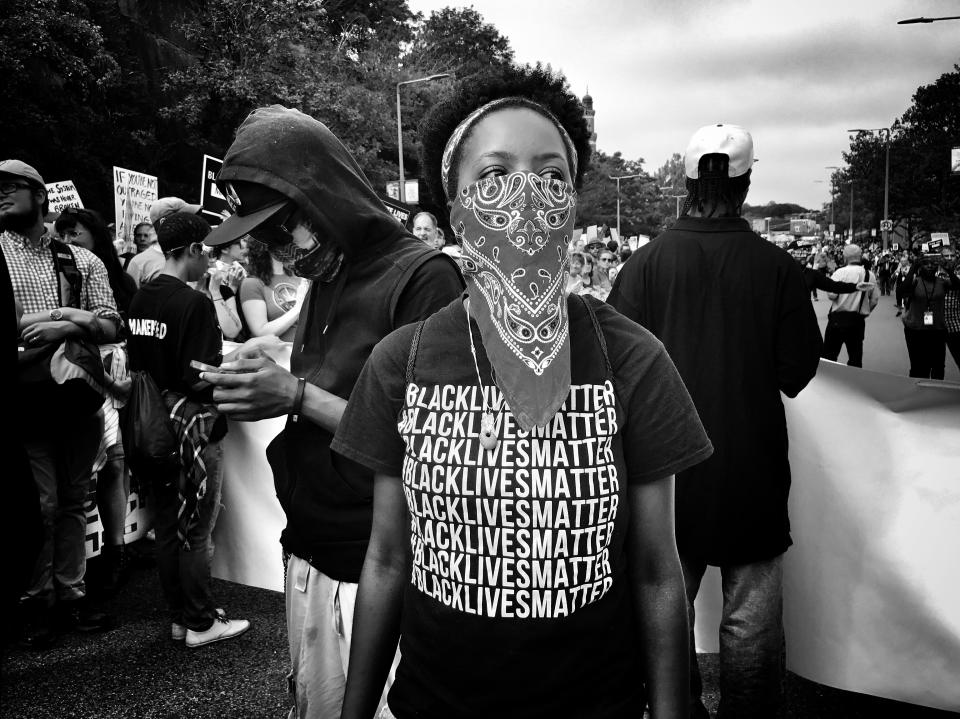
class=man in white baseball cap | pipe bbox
[609,123,822,718]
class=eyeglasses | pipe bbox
[0,181,33,196]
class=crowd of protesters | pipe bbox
[3,63,959,719]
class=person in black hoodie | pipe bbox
[200,105,463,719]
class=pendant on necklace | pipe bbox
[479,410,499,451]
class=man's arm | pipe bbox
[776,263,822,397]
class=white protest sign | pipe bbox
[45,180,84,214]
[113,166,158,244]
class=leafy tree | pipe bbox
[0,0,141,213]
[836,63,960,245]
[576,152,661,238]
[159,0,411,194]
[404,7,514,80]
[651,153,687,230]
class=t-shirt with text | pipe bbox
[332,296,712,719]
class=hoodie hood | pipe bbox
[215,105,402,260]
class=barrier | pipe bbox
[155,352,958,711]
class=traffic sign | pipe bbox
[880,219,893,232]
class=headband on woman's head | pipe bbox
[440,97,579,200]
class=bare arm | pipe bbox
[627,475,688,719]
[20,307,117,344]
[202,352,345,430]
[341,473,410,719]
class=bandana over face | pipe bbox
[452,171,577,430]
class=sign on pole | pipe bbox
[386,180,419,204]
[45,180,84,215]
[200,155,228,224]
[880,220,893,232]
[113,166,158,244]
[951,147,960,175]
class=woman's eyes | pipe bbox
[477,166,567,181]
[539,167,566,181]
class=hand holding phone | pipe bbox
[190,359,221,373]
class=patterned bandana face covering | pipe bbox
[452,171,577,431]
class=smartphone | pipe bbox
[190,360,220,373]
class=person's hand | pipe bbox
[202,355,298,421]
[226,263,246,290]
[222,335,290,364]
[21,321,72,346]
[856,281,875,291]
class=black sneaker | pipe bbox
[18,602,56,650]
[55,597,115,634]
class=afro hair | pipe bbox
[419,63,592,211]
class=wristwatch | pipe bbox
[49,308,63,321]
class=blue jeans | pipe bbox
[149,440,224,632]
[24,414,101,605]
[682,554,785,719]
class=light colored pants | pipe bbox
[285,554,398,719]
[682,553,786,719]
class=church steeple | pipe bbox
[582,87,597,153]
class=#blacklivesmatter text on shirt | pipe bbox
[399,381,620,620]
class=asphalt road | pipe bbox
[811,289,960,382]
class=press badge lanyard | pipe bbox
[920,277,935,326]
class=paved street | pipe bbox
[810,290,960,383]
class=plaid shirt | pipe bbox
[945,288,960,334]
[1,230,120,321]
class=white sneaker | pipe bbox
[185,614,250,648]
[172,608,224,641]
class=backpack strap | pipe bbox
[405,319,426,385]
[49,238,82,308]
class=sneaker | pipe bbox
[18,602,56,650]
[172,608,224,641]
[185,613,249,648]
[55,597,114,634]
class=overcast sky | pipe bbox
[407,0,959,210]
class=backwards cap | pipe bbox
[684,124,754,179]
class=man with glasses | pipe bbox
[126,211,250,648]
[1,159,121,648]
[198,105,463,718]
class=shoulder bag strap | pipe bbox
[49,238,82,308]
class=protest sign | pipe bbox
[380,194,412,227]
[45,180,84,214]
[200,155,228,224]
[113,166,158,243]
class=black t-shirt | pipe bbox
[126,274,222,402]
[332,296,712,719]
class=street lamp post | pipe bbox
[659,186,686,219]
[848,128,891,250]
[396,73,451,204]
[848,180,855,241]
[609,173,641,238]
[824,166,839,232]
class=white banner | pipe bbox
[694,360,960,712]
[210,356,960,711]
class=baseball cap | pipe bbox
[149,196,203,225]
[684,124,754,179]
[0,159,45,187]
[204,181,289,248]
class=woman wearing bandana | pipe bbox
[333,67,713,719]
